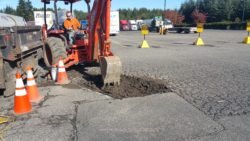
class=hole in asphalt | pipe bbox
[68,66,172,99]
[81,75,171,99]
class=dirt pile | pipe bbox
[68,66,171,99]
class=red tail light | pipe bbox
[3,34,11,46]
[4,35,11,41]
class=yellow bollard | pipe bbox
[193,34,204,46]
[141,39,150,48]
[243,36,250,44]
[140,25,150,48]
[243,22,250,44]
[194,23,205,46]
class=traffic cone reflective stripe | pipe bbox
[27,78,36,86]
[14,72,32,115]
[15,78,26,96]
[56,59,70,85]
[26,67,44,103]
[58,67,66,72]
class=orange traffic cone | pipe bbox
[26,67,44,103]
[56,58,70,84]
[14,71,32,115]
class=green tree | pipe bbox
[3,6,16,15]
[16,0,33,21]
[118,8,163,20]
[16,0,27,19]
[74,10,87,21]
[26,0,34,21]
[179,0,196,23]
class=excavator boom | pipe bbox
[86,0,122,85]
[42,0,122,85]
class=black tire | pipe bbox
[177,29,182,33]
[156,27,160,33]
[2,61,17,97]
[44,37,67,67]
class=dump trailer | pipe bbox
[0,13,44,96]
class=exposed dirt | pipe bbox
[68,65,171,99]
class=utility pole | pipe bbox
[162,0,166,21]
[242,0,246,22]
[162,0,166,29]
[197,0,200,11]
[164,0,166,13]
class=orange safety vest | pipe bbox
[64,18,81,30]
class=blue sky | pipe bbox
[1,0,185,11]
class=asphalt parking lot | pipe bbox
[0,30,250,141]
[112,30,250,119]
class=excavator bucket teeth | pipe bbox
[100,56,122,85]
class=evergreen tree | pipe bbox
[16,0,33,21]
[74,10,87,21]
[3,6,16,15]
[16,0,27,20]
[179,0,196,23]
[26,0,34,21]
[1,0,250,23]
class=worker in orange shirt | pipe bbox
[64,11,81,44]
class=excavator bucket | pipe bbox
[100,56,122,85]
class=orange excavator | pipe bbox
[41,0,122,85]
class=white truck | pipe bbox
[110,11,120,35]
[143,17,173,32]
[129,20,138,31]
[135,20,144,30]
[34,11,55,29]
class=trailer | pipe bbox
[110,11,120,35]
[0,13,44,96]
[168,27,197,34]
[34,11,55,29]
